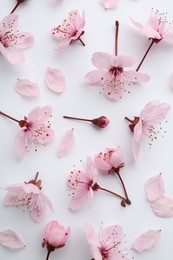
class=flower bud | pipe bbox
[92,116,110,128]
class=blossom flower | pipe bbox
[125,100,171,160]
[42,220,70,260]
[0,105,55,159]
[63,115,110,128]
[67,157,129,209]
[95,147,131,204]
[0,13,34,64]
[85,223,130,260]
[52,10,85,50]
[131,10,173,44]
[1,173,53,222]
[84,52,150,100]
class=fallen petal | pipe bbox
[151,195,173,218]
[45,67,66,94]
[145,173,165,202]
[0,230,26,249]
[57,128,75,158]
[102,0,120,9]
[132,229,161,252]
[16,79,40,97]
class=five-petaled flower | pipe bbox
[84,52,150,100]
[85,223,130,260]
[0,13,34,64]
[52,10,85,50]
[1,172,53,222]
[125,100,171,160]
[131,10,173,44]
[67,157,99,210]
[42,220,70,260]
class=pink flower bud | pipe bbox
[92,116,110,128]
[42,220,70,249]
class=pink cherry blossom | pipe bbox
[132,229,161,252]
[16,78,40,97]
[125,100,171,160]
[0,13,34,64]
[131,10,173,44]
[95,146,124,173]
[85,223,130,260]
[13,105,55,159]
[52,10,85,50]
[102,0,120,9]
[0,229,26,249]
[67,157,98,210]
[84,52,150,100]
[1,173,53,222]
[42,220,70,260]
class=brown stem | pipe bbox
[116,172,131,203]
[46,250,51,260]
[10,2,20,13]
[78,37,85,46]
[63,115,92,122]
[34,172,39,182]
[124,116,132,123]
[0,111,19,123]
[98,186,126,202]
[136,39,155,71]
[115,21,119,56]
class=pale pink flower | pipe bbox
[84,52,150,100]
[0,229,26,249]
[0,13,34,64]
[52,10,85,50]
[85,223,130,260]
[1,173,53,222]
[102,0,120,9]
[131,10,173,44]
[95,146,124,173]
[132,229,161,252]
[67,157,98,210]
[125,100,171,160]
[13,105,55,159]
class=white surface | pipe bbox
[1,0,173,259]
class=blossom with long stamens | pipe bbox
[0,13,33,64]
[1,173,53,222]
[125,100,171,160]
[131,10,173,44]
[52,10,85,50]
[0,105,55,159]
[85,223,130,260]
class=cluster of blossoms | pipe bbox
[1,1,173,259]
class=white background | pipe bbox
[1,0,173,259]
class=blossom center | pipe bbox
[109,66,123,76]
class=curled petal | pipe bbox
[16,79,40,97]
[151,195,173,218]
[57,128,75,158]
[132,229,161,252]
[145,173,165,202]
[0,230,26,249]
[45,67,66,94]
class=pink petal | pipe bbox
[54,38,71,50]
[122,70,150,82]
[14,32,34,49]
[85,224,102,260]
[132,137,140,161]
[14,130,28,160]
[151,195,173,218]
[16,79,40,97]
[84,70,106,86]
[91,52,114,69]
[95,155,112,171]
[57,128,75,158]
[145,173,165,202]
[28,105,53,123]
[0,45,25,64]
[162,33,173,44]
[132,229,161,252]
[142,26,161,39]
[110,146,123,168]
[130,17,143,31]
[0,230,25,249]
[68,195,85,210]
[133,120,142,160]
[102,0,120,9]
[99,225,124,245]
[0,14,19,33]
[45,67,66,94]
[113,55,135,68]
[29,197,47,222]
